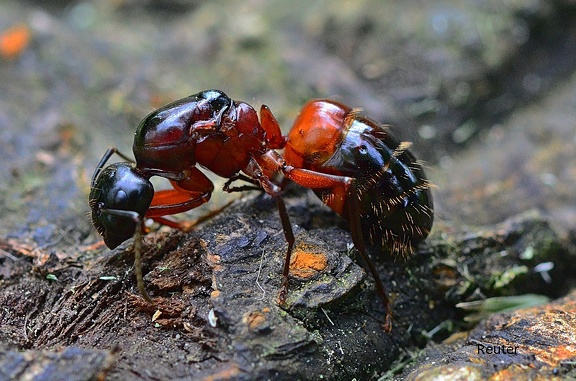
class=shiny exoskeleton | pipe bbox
[283,100,433,330]
[284,99,433,257]
[89,90,433,331]
[90,90,291,302]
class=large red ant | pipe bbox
[89,90,434,330]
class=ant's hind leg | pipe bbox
[276,196,295,305]
[347,186,393,332]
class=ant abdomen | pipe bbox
[286,99,433,258]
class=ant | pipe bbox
[89,89,433,331]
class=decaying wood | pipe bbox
[401,290,576,380]
[1,188,572,380]
[0,342,117,381]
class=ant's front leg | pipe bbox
[244,157,295,305]
[128,168,213,301]
[132,225,151,302]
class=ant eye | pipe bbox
[114,190,128,206]
[358,145,368,155]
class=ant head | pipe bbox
[89,163,154,249]
[198,89,231,114]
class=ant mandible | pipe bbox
[89,89,434,331]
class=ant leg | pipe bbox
[122,170,214,300]
[146,168,214,218]
[282,166,352,214]
[144,168,214,232]
[145,188,211,232]
[243,157,295,304]
[152,198,236,231]
[184,199,236,228]
[283,166,393,330]
[98,207,152,302]
[146,189,212,217]
[276,196,295,304]
[347,185,392,332]
[133,225,152,302]
[223,173,261,193]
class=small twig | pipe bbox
[0,248,17,260]
[255,246,268,301]
[322,307,335,326]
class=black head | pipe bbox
[89,163,154,249]
[197,89,231,113]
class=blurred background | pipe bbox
[1,0,576,255]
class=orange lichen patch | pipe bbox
[0,238,66,266]
[201,364,241,381]
[242,310,268,331]
[522,308,576,366]
[0,239,34,257]
[210,290,221,299]
[489,364,535,381]
[80,240,106,252]
[206,253,222,269]
[468,357,483,365]
[289,250,328,279]
[534,345,576,366]
[474,291,576,369]
[443,331,469,344]
[0,24,30,59]
[481,321,576,368]
[516,337,576,367]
